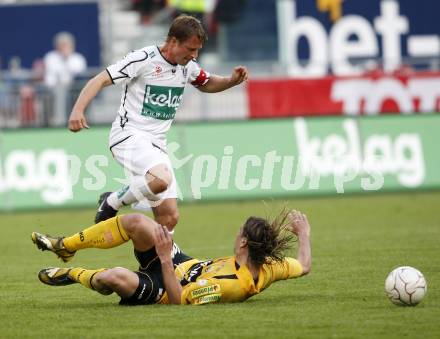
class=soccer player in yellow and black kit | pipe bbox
[31,210,311,305]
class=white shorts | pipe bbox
[109,126,178,202]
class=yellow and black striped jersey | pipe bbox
[158,256,303,305]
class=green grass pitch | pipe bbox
[1,191,439,338]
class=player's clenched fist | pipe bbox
[68,111,89,132]
[230,66,248,86]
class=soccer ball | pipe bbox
[385,266,427,306]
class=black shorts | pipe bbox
[119,243,192,306]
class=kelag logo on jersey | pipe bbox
[141,85,184,120]
[278,0,440,76]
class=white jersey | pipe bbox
[106,45,210,145]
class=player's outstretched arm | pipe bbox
[154,224,183,304]
[288,210,312,275]
[68,70,113,132]
[198,66,248,93]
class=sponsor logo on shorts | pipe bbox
[137,283,147,300]
[190,284,221,298]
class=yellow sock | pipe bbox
[63,216,129,251]
[69,267,112,295]
[69,267,104,289]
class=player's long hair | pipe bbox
[242,210,295,267]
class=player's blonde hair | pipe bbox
[242,210,295,267]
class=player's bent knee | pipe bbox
[156,210,179,230]
[94,269,112,287]
[98,267,129,289]
[120,213,148,236]
[150,178,169,194]
[169,210,179,228]
[121,213,146,231]
[147,164,173,194]
[120,214,157,248]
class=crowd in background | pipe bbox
[3,0,437,129]
[0,31,89,127]
[130,0,248,51]
[0,0,248,128]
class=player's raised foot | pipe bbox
[38,267,76,286]
[31,232,76,263]
[95,192,118,223]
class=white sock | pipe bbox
[107,175,160,210]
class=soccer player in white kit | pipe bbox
[67,15,248,230]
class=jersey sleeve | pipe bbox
[189,60,210,87]
[106,50,149,85]
[267,257,303,282]
[181,280,222,305]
